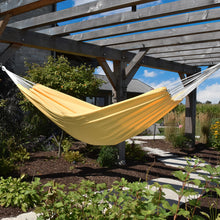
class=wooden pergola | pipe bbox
[0,0,219,161]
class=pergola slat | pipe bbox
[152,48,220,59]
[0,0,63,16]
[8,0,155,30]
[147,41,220,55]
[0,27,198,74]
[91,21,220,46]
[40,0,220,37]
[179,58,220,65]
[70,8,220,41]
[109,30,220,51]
[171,54,220,62]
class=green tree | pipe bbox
[20,56,103,155]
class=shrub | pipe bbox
[0,136,30,176]
[63,150,84,163]
[0,175,43,212]
[37,159,220,220]
[0,158,15,177]
[170,134,189,148]
[125,141,146,161]
[209,119,220,150]
[97,145,117,167]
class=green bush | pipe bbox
[170,134,189,148]
[0,158,15,177]
[37,158,220,220]
[0,175,43,212]
[0,136,30,176]
[63,150,84,163]
[0,157,219,219]
[125,142,146,161]
[209,119,220,150]
[97,145,117,167]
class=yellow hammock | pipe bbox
[18,84,180,145]
[2,63,219,145]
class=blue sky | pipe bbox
[57,0,220,104]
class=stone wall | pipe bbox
[7,5,55,74]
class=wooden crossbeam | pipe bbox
[97,58,117,90]
[125,49,148,85]
[178,58,220,65]
[0,14,11,36]
[0,27,198,74]
[70,8,220,41]
[8,0,155,30]
[0,43,21,64]
[0,0,63,17]
[151,47,220,59]
[167,53,220,62]
[40,0,220,37]
[148,41,220,55]
[92,21,220,46]
[109,30,220,51]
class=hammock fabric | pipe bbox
[2,64,220,145]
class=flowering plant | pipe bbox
[210,119,220,150]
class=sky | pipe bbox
[57,0,220,104]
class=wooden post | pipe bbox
[112,60,127,165]
[97,50,147,164]
[185,89,197,147]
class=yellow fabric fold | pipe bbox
[18,84,181,145]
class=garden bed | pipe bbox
[0,139,219,219]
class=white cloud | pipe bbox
[197,83,220,104]
[95,60,113,75]
[149,78,178,89]
[210,69,220,79]
[143,70,157,78]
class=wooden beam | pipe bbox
[168,53,220,62]
[151,47,220,59]
[179,58,220,65]
[0,0,63,17]
[70,7,220,41]
[8,0,155,30]
[92,21,220,46]
[0,27,198,74]
[97,58,117,90]
[40,0,220,37]
[0,14,11,36]
[109,30,220,51]
[148,41,220,56]
[125,49,148,85]
[0,43,21,64]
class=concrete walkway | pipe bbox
[2,136,208,220]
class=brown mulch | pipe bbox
[0,139,219,219]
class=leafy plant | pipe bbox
[0,136,30,176]
[209,119,220,150]
[97,145,117,167]
[0,175,43,212]
[163,157,220,220]
[37,178,170,220]
[0,158,15,177]
[170,134,189,148]
[63,150,84,163]
[20,56,103,139]
[125,141,146,161]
